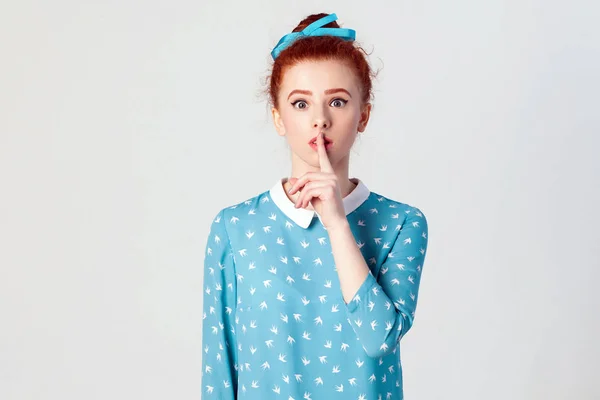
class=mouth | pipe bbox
[308,135,333,147]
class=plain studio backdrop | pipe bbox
[1,0,599,399]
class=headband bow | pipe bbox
[271,13,356,60]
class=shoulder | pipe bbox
[366,190,427,224]
[207,189,271,231]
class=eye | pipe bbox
[291,100,308,109]
[330,98,348,108]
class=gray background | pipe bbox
[1,0,599,399]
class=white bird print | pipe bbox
[340,343,349,351]
[302,331,311,340]
[355,358,364,368]
[246,230,255,239]
[395,224,402,231]
[301,296,310,305]
[403,237,412,245]
[280,256,288,264]
[408,275,415,284]
[282,374,290,383]
[263,280,272,288]
[385,321,393,331]
[358,394,367,400]
[348,377,357,386]
[367,301,375,311]
[319,355,327,364]
[286,275,295,284]
[396,263,405,270]
[391,278,400,285]
[388,365,395,373]
[331,304,339,312]
[268,213,277,220]
[238,249,247,257]
[324,340,332,349]
[303,392,312,400]
[410,292,416,301]
[293,313,302,322]
[324,280,332,288]
[370,208,378,214]
[313,257,323,266]
[383,242,390,249]
[206,385,214,394]
[259,301,267,310]
[391,213,399,219]
[293,256,301,264]
[380,266,388,275]
[250,345,257,354]
[261,361,270,370]
[276,237,285,245]
[332,365,340,373]
[357,220,366,226]
[314,377,323,385]
[380,343,389,352]
[382,374,387,383]
[251,380,259,388]
[353,294,361,303]
[278,353,287,362]
[286,335,295,344]
[334,323,342,332]
[280,313,288,323]
[302,273,311,281]
[317,237,327,245]
[270,325,278,334]
[230,216,239,224]
[371,320,378,330]
[248,262,256,270]
[314,316,323,325]
[295,374,302,382]
[357,241,365,249]
[205,365,212,373]
[263,225,271,233]
[300,240,310,248]
[335,384,344,392]
[265,340,274,348]
[318,295,327,303]
[354,319,363,327]
[258,244,267,253]
[301,356,310,365]
[372,286,380,295]
[272,385,280,394]
[407,256,415,262]
[250,321,257,328]
[285,220,293,229]
[277,292,285,302]
[268,266,277,274]
[384,300,392,310]
[374,238,382,245]
[368,374,376,383]
[380,224,387,231]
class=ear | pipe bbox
[271,107,286,137]
[357,102,372,133]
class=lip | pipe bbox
[309,142,333,151]
[308,135,333,145]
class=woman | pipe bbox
[201,12,429,400]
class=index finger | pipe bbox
[316,132,333,173]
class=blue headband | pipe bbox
[271,13,356,60]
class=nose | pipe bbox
[313,106,331,130]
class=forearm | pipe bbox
[327,221,371,304]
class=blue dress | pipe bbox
[201,178,429,399]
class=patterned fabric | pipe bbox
[201,178,429,399]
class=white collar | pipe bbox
[269,177,371,229]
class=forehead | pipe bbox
[280,60,359,92]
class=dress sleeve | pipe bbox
[201,209,238,398]
[345,206,429,358]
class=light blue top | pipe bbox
[201,178,429,400]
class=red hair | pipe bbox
[266,13,378,110]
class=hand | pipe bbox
[287,132,348,230]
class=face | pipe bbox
[271,59,371,170]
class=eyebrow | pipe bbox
[287,88,352,100]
